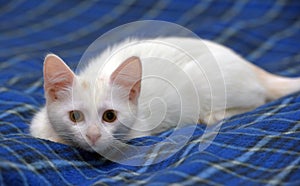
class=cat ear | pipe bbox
[43,54,75,101]
[111,56,142,104]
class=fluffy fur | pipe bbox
[30,37,300,152]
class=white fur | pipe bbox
[30,37,300,152]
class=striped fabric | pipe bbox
[1,0,300,185]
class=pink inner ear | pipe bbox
[111,56,142,104]
[43,54,75,101]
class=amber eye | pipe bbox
[102,110,117,123]
[69,110,84,123]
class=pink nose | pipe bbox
[86,133,101,145]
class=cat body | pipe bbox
[30,37,300,152]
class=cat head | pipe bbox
[43,54,142,152]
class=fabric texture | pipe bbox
[0,0,300,185]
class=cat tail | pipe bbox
[256,66,300,101]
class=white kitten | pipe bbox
[30,37,300,152]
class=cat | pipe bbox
[30,37,300,153]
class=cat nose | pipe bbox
[86,125,101,145]
[86,133,101,145]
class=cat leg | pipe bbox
[30,107,66,144]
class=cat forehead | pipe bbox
[76,76,107,89]
[81,80,89,89]
[69,78,125,112]
[71,76,110,101]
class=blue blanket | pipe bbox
[1,1,300,185]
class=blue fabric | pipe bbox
[1,0,300,185]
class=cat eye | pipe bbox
[69,110,85,123]
[102,110,117,123]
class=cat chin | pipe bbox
[73,139,113,153]
[71,141,101,152]
[80,145,99,152]
[84,145,117,155]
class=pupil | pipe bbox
[107,112,114,120]
[73,112,80,120]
